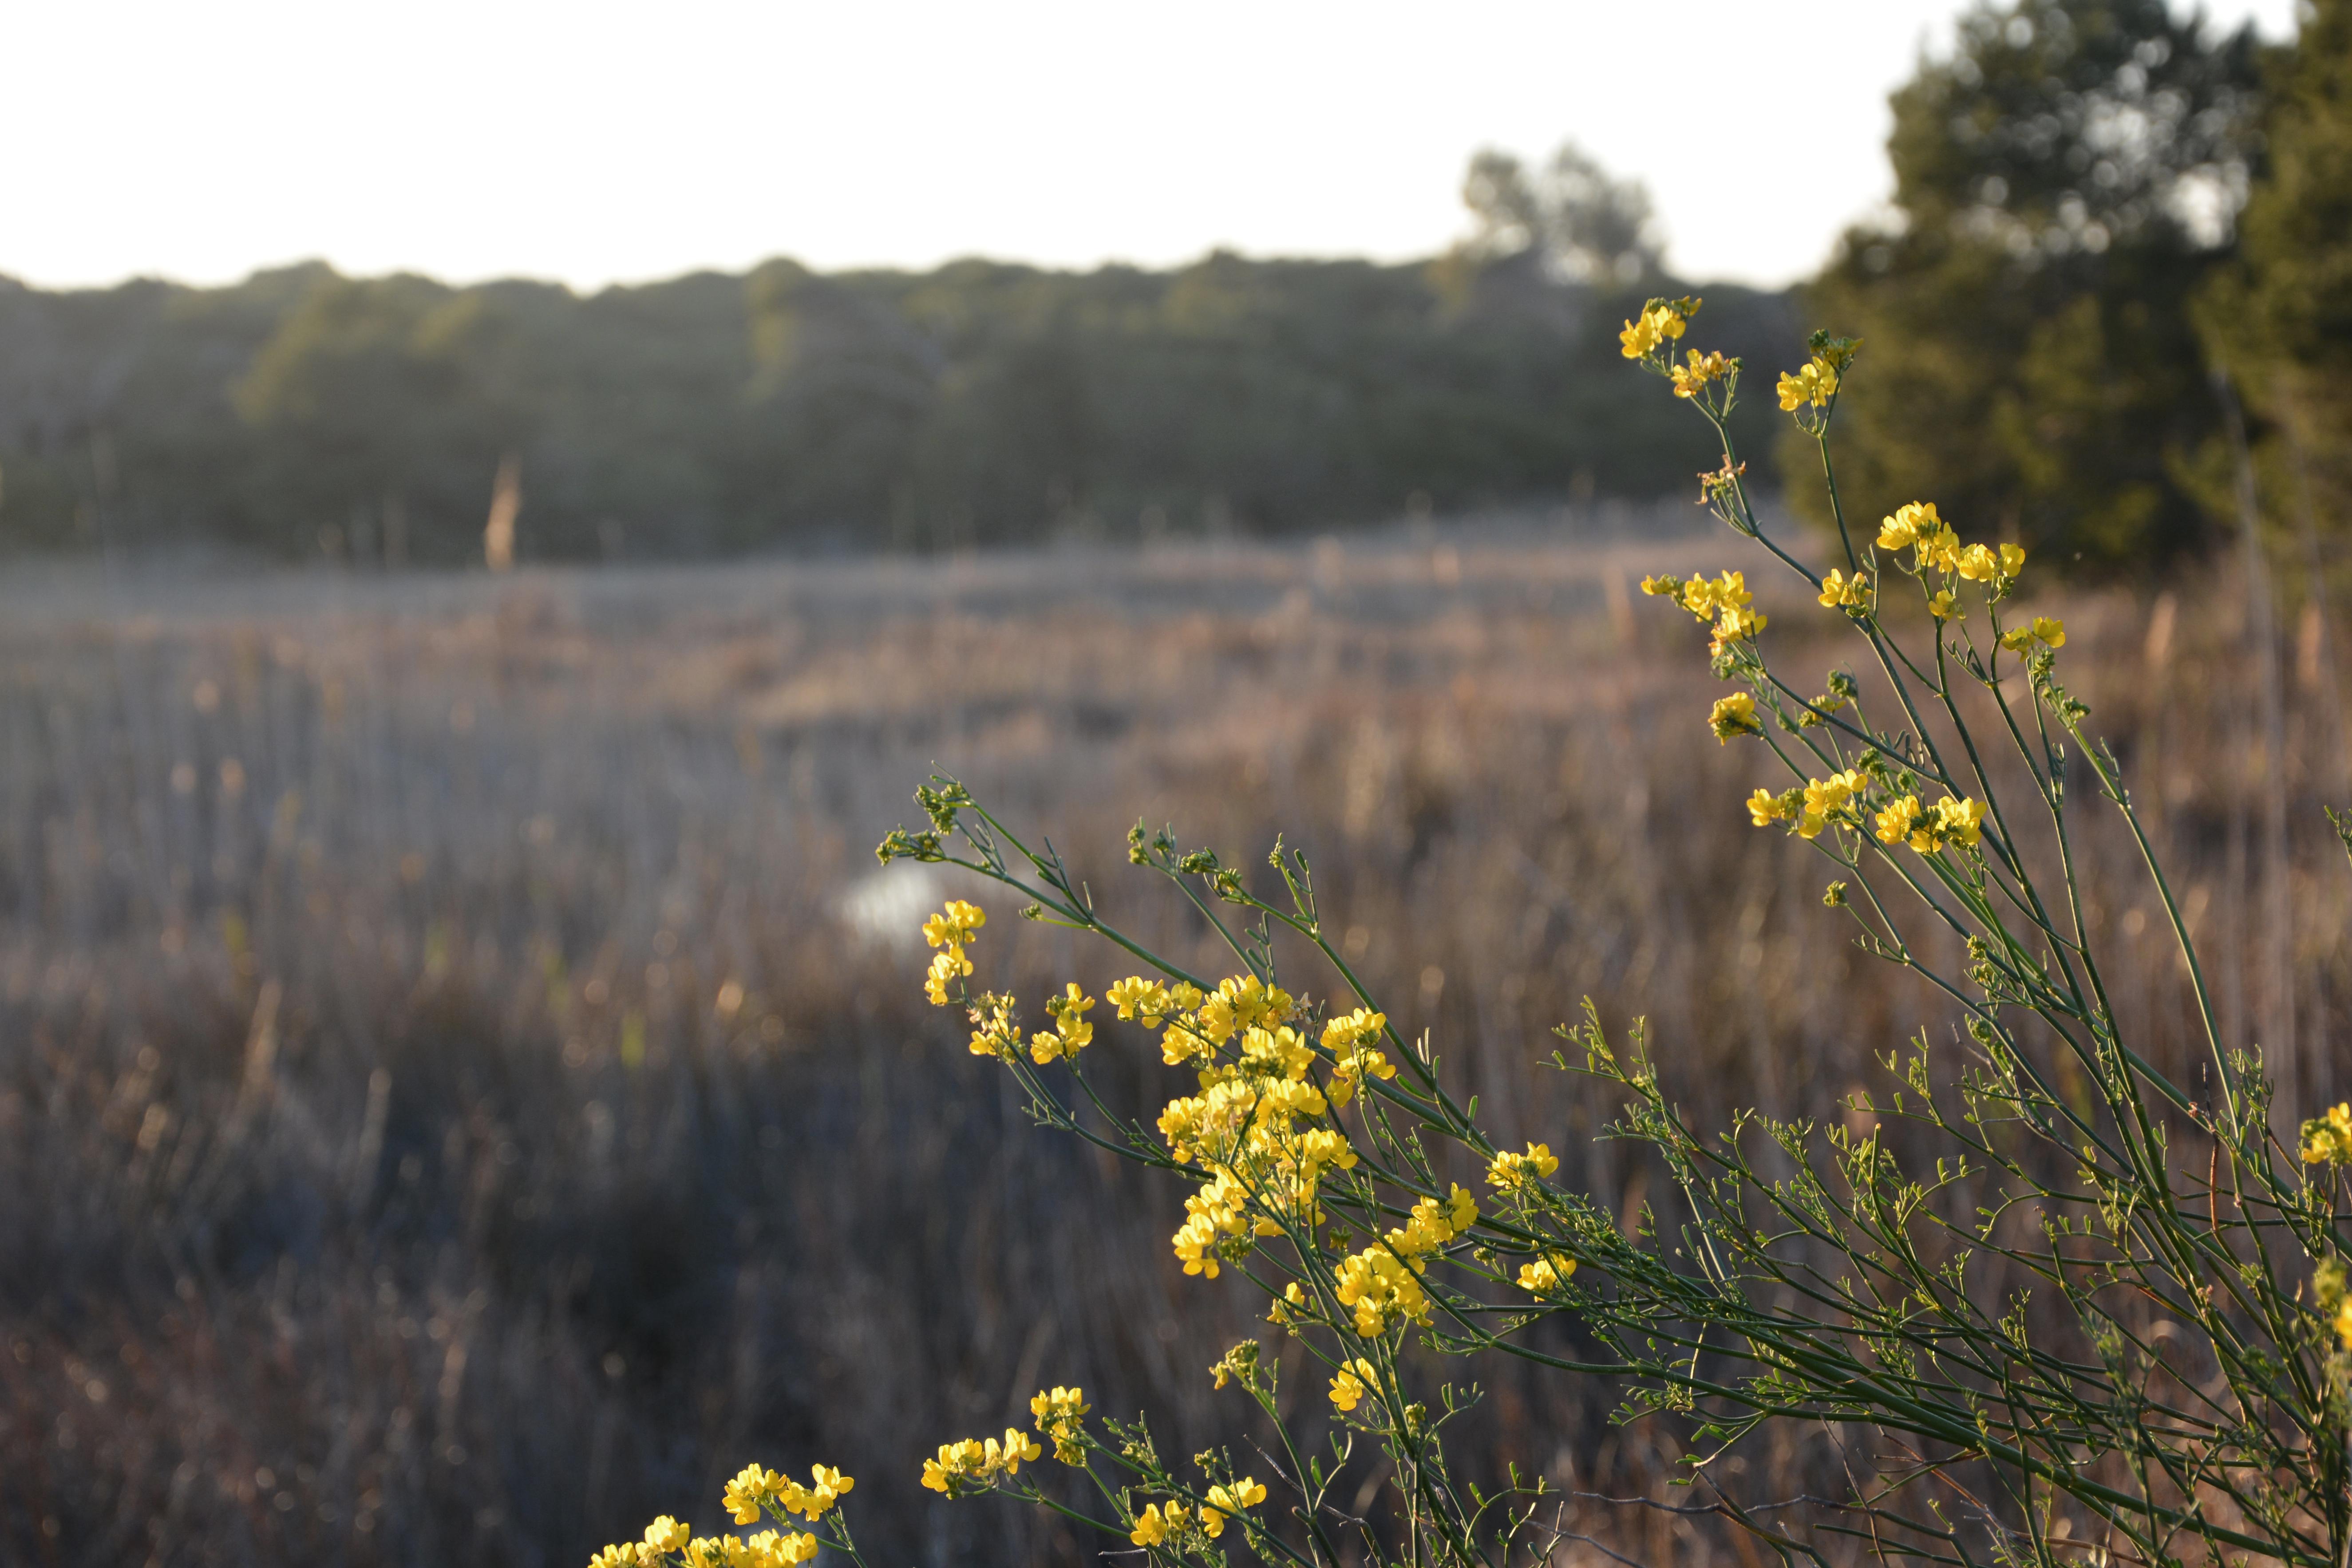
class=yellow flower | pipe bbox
[589,1546,644,1568]
[2302,1103,2352,1165]
[1106,975,1173,1026]
[1617,302,1689,359]
[1748,788,1792,827]
[1639,573,1684,598]
[1999,626,2035,653]
[1709,604,1767,652]
[1131,1501,1188,1545]
[1518,1254,1576,1292]
[1997,542,2027,578]
[1877,501,1934,551]
[1487,1142,1559,1189]
[2336,1296,2352,1352]
[924,946,972,1006]
[1874,795,1922,847]
[1795,769,1866,840]
[643,1517,692,1555]
[921,900,985,950]
[1328,1358,1377,1411]
[1933,795,1986,849]
[1776,357,1838,411]
[1207,1477,1267,1514]
[1670,348,1732,399]
[1928,589,1961,621]
[1708,692,1762,743]
[723,1464,783,1526]
[1955,543,2000,582]
[2032,615,2066,648]
[1817,569,1871,610]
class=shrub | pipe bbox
[596,300,2352,1568]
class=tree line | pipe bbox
[0,0,2341,570]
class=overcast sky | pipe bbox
[8,0,2300,295]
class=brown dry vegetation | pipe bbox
[0,521,2344,1568]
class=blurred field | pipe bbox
[2,517,2345,1568]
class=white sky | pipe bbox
[7,0,2300,296]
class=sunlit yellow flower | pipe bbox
[1955,543,2000,582]
[1106,975,1173,1026]
[1874,795,1922,847]
[589,1545,644,1568]
[1818,569,1871,610]
[1486,1143,1559,1189]
[1131,1501,1189,1545]
[1928,589,1961,621]
[924,946,972,1006]
[1708,693,1762,743]
[1618,303,1688,359]
[1998,542,2027,577]
[921,900,984,950]
[643,1517,692,1555]
[1777,358,1838,411]
[723,1465,784,1526]
[2302,1103,2352,1165]
[1749,788,1793,827]
[2032,615,2066,648]
[1933,795,1986,849]
[1328,1358,1377,1411]
[1670,349,1732,399]
[1518,1254,1576,1293]
[1877,501,1939,552]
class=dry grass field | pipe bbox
[1,517,2344,1567]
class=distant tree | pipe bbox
[1458,141,1661,286]
[2200,0,2352,565]
[1796,0,2263,572]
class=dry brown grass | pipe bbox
[0,519,2344,1567]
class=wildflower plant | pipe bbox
[614,301,2352,1566]
[855,299,2352,1568]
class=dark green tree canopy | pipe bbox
[1797,0,2265,574]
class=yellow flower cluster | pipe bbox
[1709,692,1762,744]
[965,993,1022,1060]
[591,1464,852,1568]
[1204,1477,1268,1534]
[1749,768,1869,841]
[922,899,985,1005]
[1332,1185,1478,1336]
[1641,569,1768,653]
[1328,1356,1379,1411]
[1517,1254,1577,1293]
[1618,300,1692,359]
[1029,981,1096,1063]
[1486,1142,1558,1190]
[1878,502,2028,610]
[1669,349,1732,399]
[1998,616,2068,653]
[1030,1384,1091,1463]
[2302,1103,2352,1165]
[1817,568,1871,611]
[1874,793,1987,854]
[920,1429,1042,1495]
[1777,357,1838,411]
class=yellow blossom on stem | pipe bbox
[1670,349,1732,399]
[1998,541,2028,578]
[1928,589,1961,621]
[1106,975,1173,1026]
[1486,1142,1559,1189]
[723,1464,784,1526]
[1777,357,1838,411]
[1955,543,2000,582]
[1518,1255,1577,1293]
[1328,1358,1377,1411]
[2033,615,2066,648]
[921,900,984,950]
[2302,1103,2352,1165]
[1709,692,1762,743]
[1749,787,1793,827]
[1818,568,1871,610]
[644,1518,692,1555]
[1877,501,1941,552]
